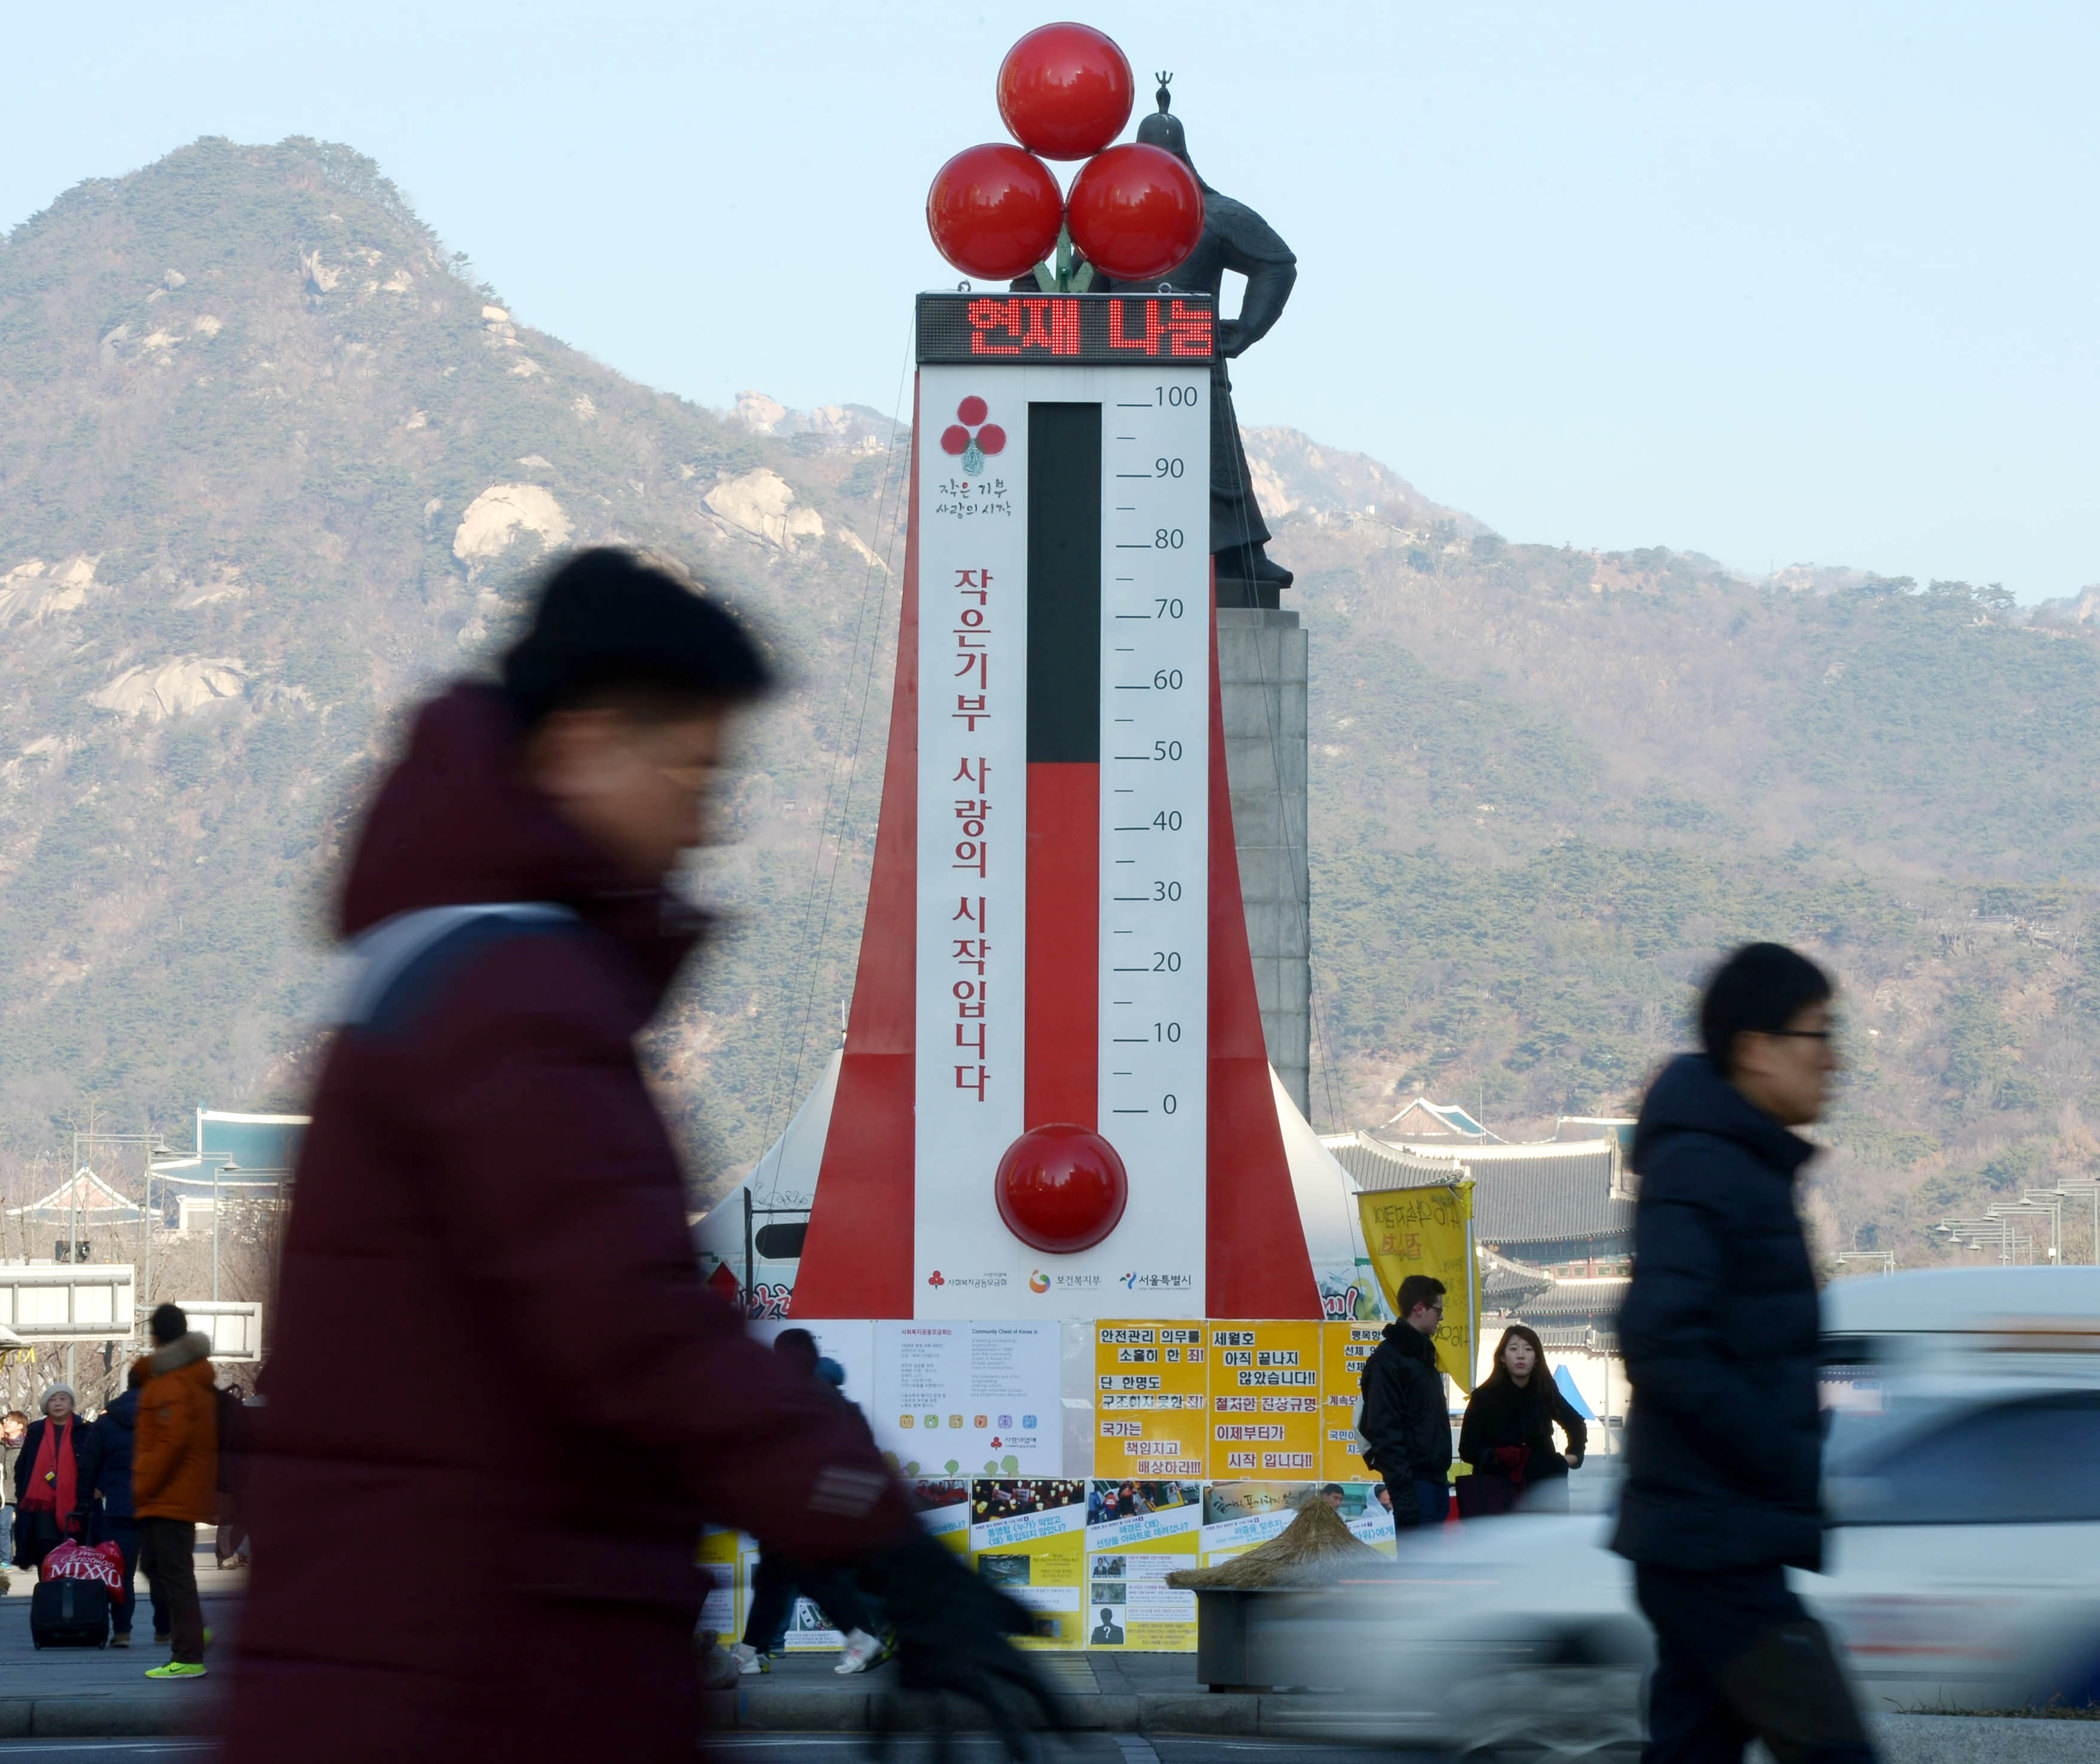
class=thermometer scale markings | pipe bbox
[1097,369,1207,1175]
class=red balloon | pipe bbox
[997,22,1134,160]
[926,143,1064,281]
[994,1123,1129,1254]
[1066,143,1204,281]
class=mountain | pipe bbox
[0,137,896,1189]
[4,137,2099,1268]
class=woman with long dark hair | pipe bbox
[1457,1324,1588,1516]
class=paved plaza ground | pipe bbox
[0,1564,2080,1759]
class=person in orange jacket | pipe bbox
[132,1302,218,1680]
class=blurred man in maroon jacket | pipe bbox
[223,550,1049,1762]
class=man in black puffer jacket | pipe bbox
[1613,943,1873,1764]
[1358,1274,1451,1532]
[91,1387,165,1647]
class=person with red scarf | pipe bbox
[14,1385,98,1571]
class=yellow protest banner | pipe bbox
[969,1480,1089,1649]
[1206,1320,1322,1477]
[1319,1322,1387,1481]
[1356,1183,1478,1393]
[1094,1321,1207,1477]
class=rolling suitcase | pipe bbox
[31,1576,110,1648]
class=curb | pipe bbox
[0,1693,217,1738]
[704,1687,1299,1736]
[8,1686,2100,1752]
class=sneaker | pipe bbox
[834,1628,884,1675]
[154,1633,171,1645]
[730,1641,769,1676]
[144,1662,207,1680]
[110,1632,131,1648]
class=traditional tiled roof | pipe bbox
[9,1167,145,1225]
[1479,1246,1555,1311]
[1510,1275,1629,1321]
[1327,1132,1634,1256]
[1378,1098,1493,1139]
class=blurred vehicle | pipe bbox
[1256,1266,2100,1757]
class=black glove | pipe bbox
[858,1530,1066,1759]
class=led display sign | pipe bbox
[917,293,1215,365]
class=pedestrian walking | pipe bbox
[730,1332,887,1677]
[1457,1324,1588,1516]
[221,549,1055,1763]
[132,1303,219,1681]
[0,1408,26,1587]
[1358,1274,1452,1533]
[90,1385,165,1647]
[15,1385,99,1573]
[1613,942,1873,1764]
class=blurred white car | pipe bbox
[1254,1266,2100,1756]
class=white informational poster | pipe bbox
[1197,1507,1295,1566]
[747,1317,878,1416]
[873,1320,1063,1476]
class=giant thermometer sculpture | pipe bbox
[793,290,1318,1322]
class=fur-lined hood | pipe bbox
[130,1330,213,1388]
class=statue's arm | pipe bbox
[1215,205,1297,358]
[1221,257,1297,358]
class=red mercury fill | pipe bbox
[996,23,1135,160]
[994,1123,1128,1253]
[926,144,1066,281]
[1065,144,1204,281]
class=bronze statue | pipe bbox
[1119,76,1298,609]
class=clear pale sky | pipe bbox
[7,2,2095,598]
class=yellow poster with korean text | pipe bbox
[1084,1478,1201,1651]
[699,1527,740,1641]
[969,1480,1088,1649]
[912,1479,973,1559]
[1356,1183,1477,1393]
[1198,1480,1304,1566]
[1206,1320,1322,1478]
[1094,1320,1206,1479]
[1319,1322,1386,1482]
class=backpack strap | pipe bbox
[341,904,578,1038]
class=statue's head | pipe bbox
[1136,72,1192,171]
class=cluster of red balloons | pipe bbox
[926,23,1204,286]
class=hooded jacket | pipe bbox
[1610,1053,1825,1572]
[133,1332,219,1524]
[221,685,915,1764]
[1358,1320,1452,1493]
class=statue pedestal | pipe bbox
[1216,605,1310,1120]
